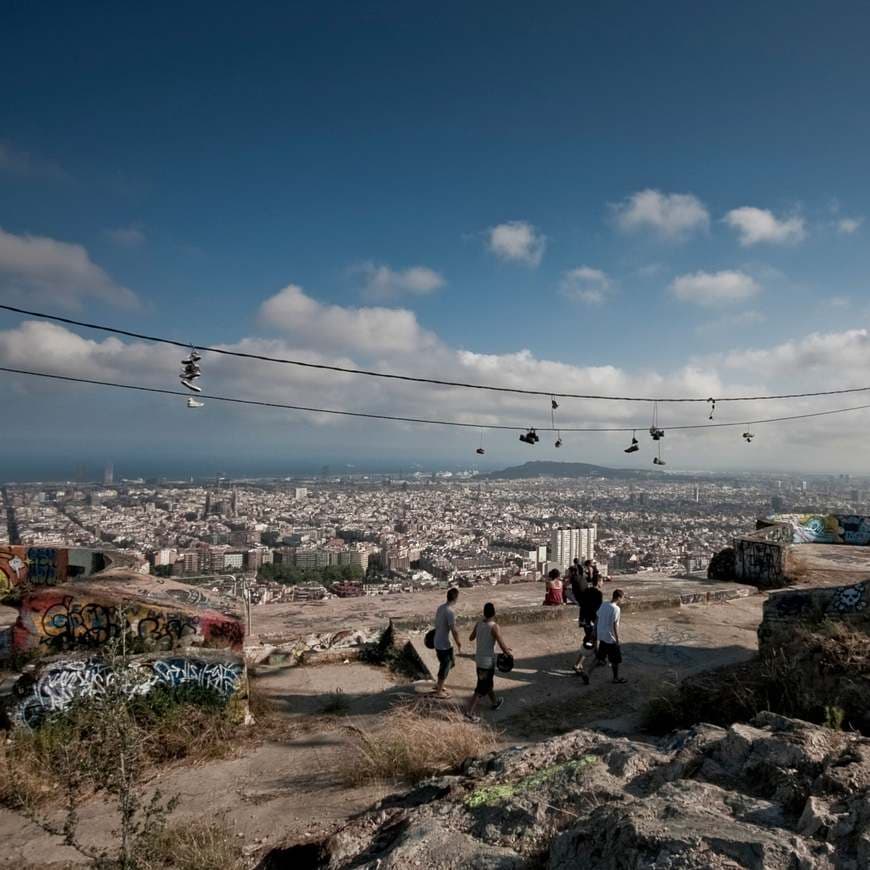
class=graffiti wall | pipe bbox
[11,654,245,728]
[12,588,244,655]
[763,513,870,545]
[0,546,106,595]
[759,580,870,648]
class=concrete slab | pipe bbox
[785,544,870,587]
[250,576,756,646]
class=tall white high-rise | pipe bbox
[549,526,596,569]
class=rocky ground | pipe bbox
[264,713,870,869]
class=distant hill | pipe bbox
[482,461,652,480]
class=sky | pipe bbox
[2,1,870,479]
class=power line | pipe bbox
[2,303,868,404]
[3,365,870,433]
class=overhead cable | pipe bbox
[2,365,870,433]
[2,303,868,404]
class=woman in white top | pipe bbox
[465,602,512,722]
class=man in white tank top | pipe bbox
[465,602,512,722]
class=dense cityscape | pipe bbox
[4,463,867,605]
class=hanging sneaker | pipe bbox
[180,378,202,392]
[624,443,639,453]
[186,398,204,408]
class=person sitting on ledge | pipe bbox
[543,568,565,606]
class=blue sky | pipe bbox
[2,2,870,477]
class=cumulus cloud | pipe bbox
[837,217,863,235]
[724,207,806,246]
[560,266,611,304]
[355,262,445,301]
[257,283,440,355]
[0,227,139,310]
[670,270,761,306]
[105,225,146,248]
[486,221,546,266]
[612,189,709,240]
[5,283,870,472]
[723,328,870,376]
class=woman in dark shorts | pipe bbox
[465,602,512,722]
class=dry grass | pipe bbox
[135,820,246,870]
[642,623,870,735]
[0,686,250,810]
[339,702,499,786]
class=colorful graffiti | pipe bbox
[13,589,243,655]
[764,514,870,545]
[0,546,88,594]
[12,655,244,728]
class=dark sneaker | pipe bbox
[491,697,504,711]
[581,672,590,685]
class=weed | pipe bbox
[135,820,245,870]
[339,703,499,786]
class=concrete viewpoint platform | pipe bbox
[250,575,756,646]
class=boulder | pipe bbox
[263,715,870,869]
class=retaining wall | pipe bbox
[8,650,246,728]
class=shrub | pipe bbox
[339,702,499,786]
[134,820,245,870]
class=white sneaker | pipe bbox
[180,378,202,392]
[186,398,204,408]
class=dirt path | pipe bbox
[411,595,764,738]
[0,596,765,866]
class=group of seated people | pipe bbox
[543,559,603,606]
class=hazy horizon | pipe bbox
[3,3,870,474]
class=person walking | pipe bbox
[568,564,583,605]
[573,557,587,592]
[576,574,603,655]
[588,588,627,684]
[543,568,565,605]
[465,602,512,722]
[432,587,461,698]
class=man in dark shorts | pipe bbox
[573,574,602,679]
[590,588,626,684]
[465,602,512,722]
[433,587,461,697]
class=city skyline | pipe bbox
[2,3,870,472]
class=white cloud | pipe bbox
[355,262,445,301]
[6,283,870,471]
[724,207,806,246]
[105,225,146,248]
[0,142,67,180]
[560,266,611,304]
[612,189,709,240]
[0,227,139,310]
[723,328,870,377]
[257,284,440,355]
[828,295,850,309]
[837,217,863,235]
[670,270,761,306]
[486,221,546,266]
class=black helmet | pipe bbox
[496,652,515,673]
